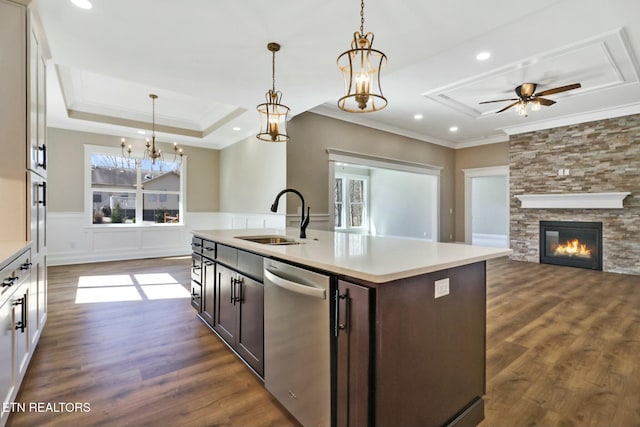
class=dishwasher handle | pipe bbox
[264,268,326,300]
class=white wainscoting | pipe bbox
[285,213,331,231]
[471,233,509,248]
[47,211,286,266]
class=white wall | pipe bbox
[369,168,437,240]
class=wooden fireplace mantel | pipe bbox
[515,192,631,209]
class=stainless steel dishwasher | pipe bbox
[264,258,332,427]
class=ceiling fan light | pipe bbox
[531,100,541,111]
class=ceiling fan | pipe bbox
[479,82,582,115]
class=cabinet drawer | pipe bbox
[1,248,31,298]
[201,239,216,257]
[237,250,263,282]
[191,237,203,255]
[216,244,238,268]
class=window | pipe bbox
[334,173,368,231]
[87,146,183,225]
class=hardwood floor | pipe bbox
[6,256,640,426]
[481,257,640,427]
[7,256,299,427]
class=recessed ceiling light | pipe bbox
[413,114,423,120]
[70,0,93,9]
[449,126,458,132]
[476,51,491,61]
[232,127,241,131]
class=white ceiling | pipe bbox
[34,0,640,150]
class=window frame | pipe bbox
[84,144,186,227]
[334,172,369,232]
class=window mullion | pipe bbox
[135,160,143,224]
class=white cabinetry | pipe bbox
[1,248,32,426]
[0,0,48,425]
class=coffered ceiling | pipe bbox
[34,0,640,150]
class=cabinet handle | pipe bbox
[191,289,200,300]
[334,289,349,337]
[230,277,236,305]
[38,182,46,206]
[2,277,18,288]
[13,295,26,333]
[20,262,32,271]
[203,246,214,252]
[191,242,202,248]
[38,144,47,170]
[235,278,244,304]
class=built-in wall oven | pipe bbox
[263,258,333,427]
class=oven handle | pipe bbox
[264,268,326,300]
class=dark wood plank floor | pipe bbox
[7,256,640,426]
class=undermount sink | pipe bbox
[235,235,302,245]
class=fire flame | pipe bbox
[553,239,592,258]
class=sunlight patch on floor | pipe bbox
[75,272,190,304]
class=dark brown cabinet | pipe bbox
[201,257,215,326]
[190,238,264,378]
[214,264,264,377]
[336,280,371,427]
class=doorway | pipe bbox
[463,166,509,248]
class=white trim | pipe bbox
[463,166,510,246]
[515,192,631,209]
[327,148,443,175]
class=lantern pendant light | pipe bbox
[257,42,290,142]
[337,0,387,113]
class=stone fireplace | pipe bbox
[509,114,640,276]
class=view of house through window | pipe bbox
[90,152,182,225]
[335,174,368,231]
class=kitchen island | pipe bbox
[191,228,511,427]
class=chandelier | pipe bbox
[337,0,387,113]
[256,42,290,142]
[121,94,183,165]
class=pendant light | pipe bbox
[337,0,387,113]
[257,42,290,142]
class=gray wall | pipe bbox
[287,112,456,241]
[219,134,286,213]
[47,127,219,212]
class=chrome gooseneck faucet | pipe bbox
[270,188,310,239]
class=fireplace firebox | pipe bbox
[539,221,602,270]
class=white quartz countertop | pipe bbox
[193,228,512,283]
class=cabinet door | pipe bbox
[0,297,15,422]
[214,264,237,345]
[190,281,202,312]
[235,274,264,376]
[201,258,215,326]
[336,280,371,427]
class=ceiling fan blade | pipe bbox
[496,101,520,113]
[479,98,519,104]
[534,83,581,97]
[535,97,556,106]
